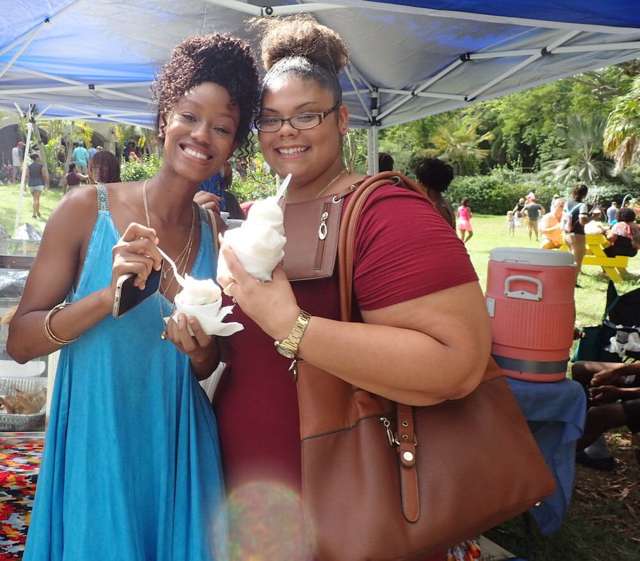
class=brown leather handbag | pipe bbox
[295,172,556,561]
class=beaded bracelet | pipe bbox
[44,303,79,346]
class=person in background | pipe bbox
[11,140,25,181]
[540,198,565,249]
[88,145,98,159]
[0,163,12,184]
[62,163,88,193]
[97,145,104,152]
[523,196,544,242]
[607,201,619,225]
[604,207,640,258]
[573,361,640,470]
[72,142,90,174]
[88,150,120,185]
[195,161,246,219]
[457,196,474,243]
[415,157,455,229]
[505,210,515,237]
[123,141,141,163]
[24,153,48,219]
[563,183,590,284]
[513,197,525,228]
[584,208,607,235]
[378,152,394,172]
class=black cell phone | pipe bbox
[112,265,162,318]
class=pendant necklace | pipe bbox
[315,168,348,199]
[142,179,196,339]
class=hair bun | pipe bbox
[252,15,349,75]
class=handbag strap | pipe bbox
[337,171,427,523]
[338,172,425,321]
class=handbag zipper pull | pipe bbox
[318,210,329,240]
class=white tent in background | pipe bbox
[1,0,640,229]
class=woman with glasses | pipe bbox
[214,15,490,560]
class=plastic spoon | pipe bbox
[275,173,292,199]
[157,246,186,287]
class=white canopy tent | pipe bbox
[2,0,640,231]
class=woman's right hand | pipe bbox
[110,223,163,297]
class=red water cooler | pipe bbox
[486,248,575,382]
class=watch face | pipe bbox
[276,345,296,359]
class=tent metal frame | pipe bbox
[2,0,640,175]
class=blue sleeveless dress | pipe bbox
[24,185,227,561]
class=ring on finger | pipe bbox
[223,281,237,297]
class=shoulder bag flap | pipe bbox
[282,194,344,281]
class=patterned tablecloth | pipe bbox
[0,438,481,561]
[0,438,43,561]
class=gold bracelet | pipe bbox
[44,303,79,346]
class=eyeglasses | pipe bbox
[255,103,341,132]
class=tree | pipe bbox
[539,115,631,185]
[604,75,640,174]
[114,124,158,158]
[422,118,493,175]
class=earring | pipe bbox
[342,131,355,174]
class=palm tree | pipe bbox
[422,118,494,175]
[604,75,640,174]
[539,114,631,184]
[114,124,158,157]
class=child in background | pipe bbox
[505,210,515,237]
[457,197,474,243]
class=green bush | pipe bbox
[120,155,163,182]
[230,165,278,203]
[447,167,637,214]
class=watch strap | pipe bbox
[275,310,312,357]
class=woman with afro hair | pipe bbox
[9,34,260,560]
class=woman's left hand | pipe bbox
[166,312,214,361]
[217,244,300,341]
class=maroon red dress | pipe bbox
[215,185,478,560]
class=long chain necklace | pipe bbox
[314,168,348,199]
[142,179,196,338]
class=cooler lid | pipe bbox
[489,248,575,267]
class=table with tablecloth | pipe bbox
[0,437,43,560]
[506,377,586,536]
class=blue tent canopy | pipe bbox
[1,0,639,131]
[369,1,640,30]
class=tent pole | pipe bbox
[0,26,44,81]
[14,117,34,236]
[466,30,581,101]
[367,127,379,175]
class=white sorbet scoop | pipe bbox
[157,247,243,337]
[217,174,290,282]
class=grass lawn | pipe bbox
[0,182,65,236]
[1,183,639,559]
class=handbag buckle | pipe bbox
[380,416,418,447]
